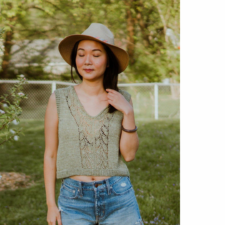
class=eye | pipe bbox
[93,55,100,57]
[78,55,84,57]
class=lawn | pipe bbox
[0,118,180,225]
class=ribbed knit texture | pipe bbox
[54,85,131,179]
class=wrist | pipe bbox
[47,202,57,208]
[122,125,138,133]
[122,106,133,116]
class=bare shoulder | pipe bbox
[47,92,57,111]
[49,92,56,102]
[44,92,58,158]
[45,92,58,122]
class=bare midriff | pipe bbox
[69,175,111,182]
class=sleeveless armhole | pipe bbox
[54,89,60,120]
[119,89,131,102]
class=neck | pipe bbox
[78,80,106,97]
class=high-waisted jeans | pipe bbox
[57,175,143,225]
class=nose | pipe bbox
[84,54,92,65]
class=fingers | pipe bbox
[105,89,119,95]
[57,210,62,225]
[107,92,114,97]
[46,207,61,225]
[47,216,61,225]
[57,217,62,225]
[107,92,114,100]
[106,88,115,93]
[107,99,114,107]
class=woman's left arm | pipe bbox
[106,88,139,162]
[119,97,139,162]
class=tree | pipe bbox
[0,0,180,83]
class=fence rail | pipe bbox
[0,80,180,121]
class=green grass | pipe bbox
[0,119,180,225]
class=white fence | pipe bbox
[0,80,180,121]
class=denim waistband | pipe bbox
[61,176,129,189]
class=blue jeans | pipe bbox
[57,176,143,225]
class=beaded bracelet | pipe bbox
[121,125,138,133]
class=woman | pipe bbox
[44,23,143,225]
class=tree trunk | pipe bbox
[153,0,168,43]
[0,30,14,79]
[133,0,152,48]
[125,0,136,65]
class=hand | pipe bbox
[47,205,62,225]
[106,89,133,114]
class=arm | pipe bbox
[119,97,139,162]
[44,92,58,207]
[105,89,139,162]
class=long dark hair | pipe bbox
[70,40,120,114]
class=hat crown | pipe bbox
[81,23,114,45]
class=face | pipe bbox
[75,40,108,81]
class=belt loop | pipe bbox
[78,181,83,197]
[105,179,111,195]
[61,179,64,183]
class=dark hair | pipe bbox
[70,40,120,114]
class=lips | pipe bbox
[84,69,94,72]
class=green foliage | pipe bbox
[0,75,28,145]
[0,0,180,82]
[129,46,164,83]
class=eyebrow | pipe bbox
[77,48,102,52]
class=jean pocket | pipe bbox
[60,183,79,199]
[111,176,133,195]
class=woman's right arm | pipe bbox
[44,92,62,225]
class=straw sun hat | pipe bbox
[58,23,129,74]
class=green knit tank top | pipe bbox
[54,85,131,179]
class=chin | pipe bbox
[82,74,105,80]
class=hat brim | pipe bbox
[58,34,129,74]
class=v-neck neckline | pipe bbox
[70,85,109,119]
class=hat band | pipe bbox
[93,36,109,43]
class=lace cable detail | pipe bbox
[66,88,114,169]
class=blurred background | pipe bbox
[0,0,180,224]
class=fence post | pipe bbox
[52,81,56,93]
[154,83,158,120]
